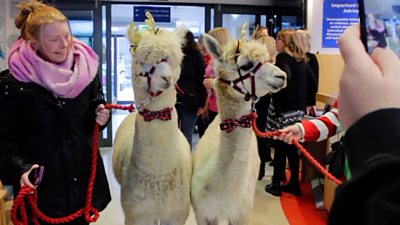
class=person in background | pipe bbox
[253,25,269,39]
[254,35,277,180]
[0,1,111,224]
[297,29,319,116]
[196,35,212,137]
[199,27,233,136]
[258,36,277,64]
[368,15,387,49]
[176,31,207,148]
[328,24,400,225]
[265,29,317,197]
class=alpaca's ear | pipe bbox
[173,25,188,46]
[127,22,142,54]
[203,34,223,62]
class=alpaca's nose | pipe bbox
[160,76,171,88]
[274,75,286,81]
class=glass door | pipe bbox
[109,3,206,141]
[215,5,273,38]
[111,4,206,105]
[111,35,133,103]
[54,2,112,147]
[222,14,256,39]
[271,7,304,37]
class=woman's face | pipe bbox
[275,36,285,53]
[256,29,268,39]
[34,21,72,64]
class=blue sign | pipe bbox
[134,6,171,23]
[322,0,359,48]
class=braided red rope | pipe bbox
[11,104,135,225]
[249,112,343,185]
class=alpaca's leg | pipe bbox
[124,215,156,225]
[194,213,218,225]
[160,218,185,225]
[160,208,190,225]
[228,216,249,225]
[160,216,186,225]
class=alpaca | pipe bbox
[112,15,191,225]
[191,33,287,225]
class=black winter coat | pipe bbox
[307,52,319,87]
[329,109,400,225]
[272,52,317,114]
[0,70,111,217]
[176,49,207,112]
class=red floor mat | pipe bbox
[280,182,329,225]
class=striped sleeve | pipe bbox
[300,108,344,142]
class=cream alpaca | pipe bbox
[112,17,191,225]
[191,34,287,225]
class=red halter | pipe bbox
[218,41,263,132]
[138,58,168,97]
[218,41,263,102]
[218,62,263,102]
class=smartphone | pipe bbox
[359,0,400,57]
[28,166,44,186]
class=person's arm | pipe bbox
[90,75,110,128]
[275,53,292,82]
[0,73,31,187]
[306,64,318,107]
[273,106,343,144]
[308,53,320,86]
[273,53,291,109]
[337,24,400,174]
[196,51,207,109]
[328,24,400,225]
[301,107,343,141]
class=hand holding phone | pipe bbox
[22,165,45,188]
[28,166,44,186]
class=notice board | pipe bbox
[322,0,359,48]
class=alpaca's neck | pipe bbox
[215,81,255,160]
[132,109,181,174]
[216,82,252,120]
[132,87,181,172]
[134,86,179,149]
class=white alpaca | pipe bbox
[112,15,191,225]
[191,34,287,225]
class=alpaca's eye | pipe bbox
[239,62,254,71]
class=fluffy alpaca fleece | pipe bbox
[191,36,287,225]
[112,25,192,225]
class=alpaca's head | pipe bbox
[127,13,186,106]
[203,33,287,100]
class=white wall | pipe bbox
[307,0,340,54]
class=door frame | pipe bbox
[51,1,113,147]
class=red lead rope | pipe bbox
[11,104,135,225]
[249,112,343,185]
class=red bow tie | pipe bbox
[220,114,253,133]
[139,107,173,121]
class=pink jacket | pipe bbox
[205,58,218,112]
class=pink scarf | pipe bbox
[8,37,99,99]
